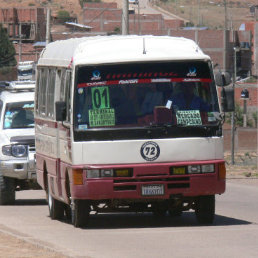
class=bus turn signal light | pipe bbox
[72,169,83,185]
[219,163,226,180]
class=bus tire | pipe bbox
[195,195,215,224]
[48,188,64,220]
[0,174,15,205]
[72,200,90,228]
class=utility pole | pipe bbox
[18,24,22,62]
[197,0,200,27]
[138,2,141,35]
[46,8,51,45]
[231,47,239,165]
[122,0,129,35]
[224,0,228,30]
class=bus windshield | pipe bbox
[74,61,220,131]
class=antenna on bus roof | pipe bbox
[143,38,146,55]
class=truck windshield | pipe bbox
[74,61,219,132]
[3,102,34,129]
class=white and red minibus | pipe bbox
[35,35,229,227]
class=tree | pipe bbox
[57,10,71,23]
[0,24,16,68]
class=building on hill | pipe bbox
[0,7,46,65]
[82,2,184,35]
[239,21,258,77]
[0,7,46,42]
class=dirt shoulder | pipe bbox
[0,231,68,258]
[225,151,258,179]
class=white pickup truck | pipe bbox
[0,81,38,205]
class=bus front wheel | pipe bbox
[195,195,215,224]
[72,200,90,228]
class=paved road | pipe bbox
[0,179,258,258]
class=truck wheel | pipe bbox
[47,186,64,220]
[72,200,90,228]
[195,195,215,224]
[0,174,15,205]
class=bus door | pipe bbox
[56,69,71,196]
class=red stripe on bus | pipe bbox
[77,78,212,88]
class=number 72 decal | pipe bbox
[140,141,160,161]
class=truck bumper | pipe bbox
[0,152,36,180]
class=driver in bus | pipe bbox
[168,82,210,112]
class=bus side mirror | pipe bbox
[55,101,66,121]
[215,71,231,87]
[221,86,234,112]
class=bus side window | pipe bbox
[65,70,71,122]
[0,100,3,118]
[60,69,66,102]
[39,68,48,117]
[47,69,56,119]
[35,69,41,115]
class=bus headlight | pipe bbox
[100,169,113,177]
[86,169,100,178]
[86,169,114,178]
[188,165,201,174]
[201,164,215,173]
[2,145,27,157]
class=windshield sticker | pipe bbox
[176,110,202,126]
[78,124,88,130]
[23,103,34,108]
[208,112,216,122]
[91,70,101,81]
[91,86,110,109]
[89,108,115,127]
[78,88,84,94]
[187,67,197,77]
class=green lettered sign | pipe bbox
[176,110,202,126]
[91,87,110,109]
[89,108,115,127]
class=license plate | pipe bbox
[142,184,164,196]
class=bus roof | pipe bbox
[38,35,210,67]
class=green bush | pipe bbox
[57,10,71,23]
[79,0,101,8]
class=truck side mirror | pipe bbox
[55,101,66,121]
[221,86,234,112]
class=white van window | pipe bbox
[4,102,34,129]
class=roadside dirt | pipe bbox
[0,231,67,258]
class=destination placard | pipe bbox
[89,108,115,127]
[176,110,202,126]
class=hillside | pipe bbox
[156,0,257,29]
[0,0,257,29]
